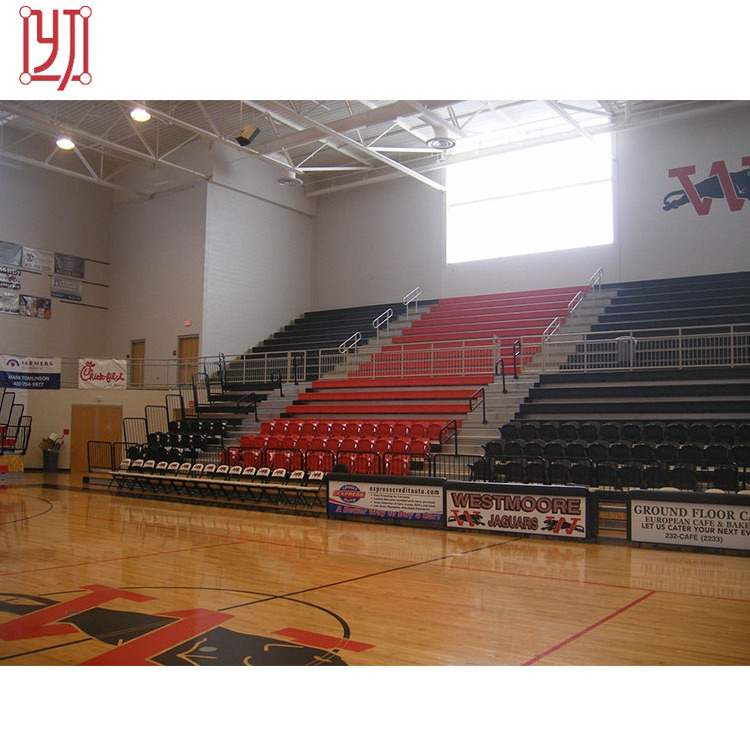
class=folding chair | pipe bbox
[298,470,326,507]
[170,462,193,493]
[109,457,131,491]
[282,469,307,506]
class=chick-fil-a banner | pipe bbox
[78,359,126,389]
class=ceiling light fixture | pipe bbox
[277,169,303,187]
[56,136,75,150]
[425,125,456,150]
[130,107,151,122]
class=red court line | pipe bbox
[522,590,657,666]
[273,627,375,652]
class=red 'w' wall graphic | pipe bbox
[663,156,750,214]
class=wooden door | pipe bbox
[70,405,123,472]
[178,335,199,385]
[130,339,145,387]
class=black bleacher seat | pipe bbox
[642,422,665,443]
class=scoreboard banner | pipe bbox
[628,490,750,551]
[327,474,445,524]
[445,482,594,540]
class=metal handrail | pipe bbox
[403,286,422,318]
[513,339,522,379]
[543,317,561,341]
[590,266,604,291]
[469,387,487,424]
[372,308,393,339]
[439,419,459,456]
[338,332,362,354]
[568,290,585,314]
[495,359,508,393]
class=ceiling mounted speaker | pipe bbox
[236,125,260,147]
[425,125,456,150]
[277,169,303,186]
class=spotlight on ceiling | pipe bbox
[130,107,151,123]
[277,169,303,187]
[425,125,456,151]
[236,124,260,147]
[56,136,75,150]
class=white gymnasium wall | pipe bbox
[311,104,750,307]
[311,162,616,308]
[202,147,316,357]
[312,178,445,309]
[0,162,112,356]
[108,182,207,363]
[616,102,750,282]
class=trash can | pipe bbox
[42,449,60,472]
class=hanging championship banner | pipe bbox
[22,247,54,273]
[78,359,127,388]
[51,275,83,301]
[0,241,23,267]
[0,266,21,289]
[0,355,61,389]
[0,292,20,315]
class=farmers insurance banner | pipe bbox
[445,482,593,539]
[0,355,61,389]
[78,359,127,389]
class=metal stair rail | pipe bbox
[403,286,422,319]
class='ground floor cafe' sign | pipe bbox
[445,482,593,540]
[628,490,750,552]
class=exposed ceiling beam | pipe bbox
[248,100,460,156]
[120,100,294,173]
[0,101,211,183]
[403,100,464,138]
[545,100,614,158]
[251,100,446,192]
[0,148,146,195]
[240,100,373,172]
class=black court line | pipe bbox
[215,535,523,612]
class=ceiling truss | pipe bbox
[0,99,737,198]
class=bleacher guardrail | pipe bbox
[53,323,750,391]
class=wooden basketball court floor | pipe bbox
[2,473,747,746]
[2,472,749,669]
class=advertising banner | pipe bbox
[628,491,750,551]
[78,359,127,388]
[445,482,593,540]
[51,276,83,301]
[327,474,445,524]
[54,253,85,279]
[19,296,51,319]
[0,355,61,389]
[22,247,54,273]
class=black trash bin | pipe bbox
[42,449,60,472]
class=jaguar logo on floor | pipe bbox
[0,584,374,665]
